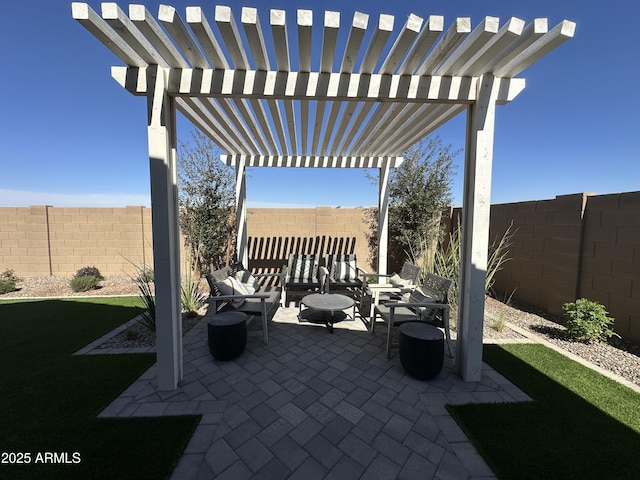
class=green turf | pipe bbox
[448,344,640,480]
[0,297,201,480]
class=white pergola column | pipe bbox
[236,157,248,267]
[378,159,391,277]
[456,74,499,382]
[147,65,183,390]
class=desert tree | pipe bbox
[366,136,458,270]
[178,129,235,274]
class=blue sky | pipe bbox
[1,0,638,208]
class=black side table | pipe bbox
[399,322,444,380]
[207,312,248,361]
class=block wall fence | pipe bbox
[1,192,638,342]
[452,192,640,343]
[0,205,374,277]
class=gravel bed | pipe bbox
[3,276,639,388]
[485,296,640,387]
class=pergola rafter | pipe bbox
[72,2,575,390]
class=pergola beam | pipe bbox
[221,155,404,169]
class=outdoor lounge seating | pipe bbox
[373,272,453,359]
[205,264,283,345]
[323,253,366,294]
[283,253,323,305]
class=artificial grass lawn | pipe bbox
[0,297,201,480]
[448,344,640,480]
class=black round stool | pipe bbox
[207,312,248,361]
[399,322,444,380]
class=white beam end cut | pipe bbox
[111,65,127,89]
[379,13,395,32]
[429,15,444,32]
[270,9,286,26]
[325,11,340,29]
[353,11,369,30]
[407,13,423,33]
[456,17,472,34]
[185,6,204,23]
[297,9,313,27]
[100,3,119,20]
[71,2,89,19]
[214,5,233,23]
[241,7,258,24]
[157,4,177,23]
[496,78,526,104]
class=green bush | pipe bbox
[70,275,100,292]
[0,279,16,294]
[75,266,104,280]
[563,298,617,343]
[0,269,20,294]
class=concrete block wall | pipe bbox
[0,205,373,278]
[579,192,640,341]
[488,192,640,343]
[490,193,587,314]
[0,205,153,277]
[246,206,373,273]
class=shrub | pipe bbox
[0,269,20,294]
[181,275,207,318]
[563,298,617,343]
[70,275,100,292]
[425,222,515,309]
[0,279,16,294]
[128,263,155,331]
[136,267,154,284]
[69,265,103,292]
[75,266,104,280]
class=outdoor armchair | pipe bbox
[373,273,453,359]
[323,253,367,294]
[205,264,283,345]
[282,253,323,305]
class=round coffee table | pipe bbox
[299,293,355,333]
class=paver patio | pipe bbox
[93,307,531,479]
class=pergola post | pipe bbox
[378,159,391,277]
[235,157,248,267]
[457,73,499,382]
[147,65,183,391]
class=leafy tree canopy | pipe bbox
[388,136,459,265]
[178,129,235,273]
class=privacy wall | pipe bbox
[485,192,640,343]
[0,205,372,277]
[1,192,638,342]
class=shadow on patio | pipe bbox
[99,306,530,479]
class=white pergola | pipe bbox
[72,3,574,390]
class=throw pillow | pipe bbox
[216,277,248,308]
[235,270,260,294]
[390,273,413,287]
